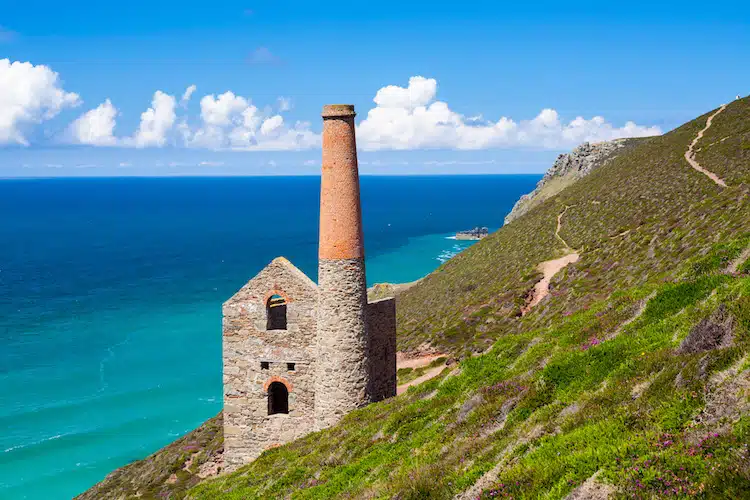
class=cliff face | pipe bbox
[504,139,638,225]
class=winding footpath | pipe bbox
[554,205,576,250]
[396,352,448,395]
[684,105,728,188]
[521,206,580,316]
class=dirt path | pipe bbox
[684,105,728,187]
[521,253,580,315]
[396,352,443,370]
[521,206,580,315]
[396,352,447,395]
[555,205,575,249]
[726,245,750,274]
[397,365,446,395]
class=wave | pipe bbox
[436,243,467,264]
[3,432,69,454]
[436,251,458,263]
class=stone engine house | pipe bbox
[222,104,397,470]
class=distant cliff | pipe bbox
[504,138,640,225]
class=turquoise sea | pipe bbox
[0,175,540,499]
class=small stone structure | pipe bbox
[222,104,397,471]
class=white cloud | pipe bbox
[198,161,224,167]
[199,91,248,127]
[260,115,284,136]
[132,91,176,147]
[0,59,80,145]
[182,91,319,151]
[373,76,437,109]
[181,84,197,106]
[68,99,118,146]
[357,76,662,151]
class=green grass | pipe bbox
[686,235,750,277]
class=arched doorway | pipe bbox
[266,294,287,330]
[267,381,289,415]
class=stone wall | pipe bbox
[222,257,318,471]
[314,257,370,430]
[366,297,397,402]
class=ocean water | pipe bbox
[0,175,540,499]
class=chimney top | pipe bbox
[322,104,356,118]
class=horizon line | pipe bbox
[0,172,545,181]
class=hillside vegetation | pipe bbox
[79,97,749,499]
[396,98,748,355]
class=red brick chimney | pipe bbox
[314,104,371,430]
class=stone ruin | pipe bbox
[222,104,397,471]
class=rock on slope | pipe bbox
[504,138,639,225]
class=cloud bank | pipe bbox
[2,59,662,152]
[356,76,662,150]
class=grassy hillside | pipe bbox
[396,98,749,356]
[693,100,750,185]
[191,256,750,499]
[79,97,750,499]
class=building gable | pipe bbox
[224,257,317,308]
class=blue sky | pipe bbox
[1,0,748,176]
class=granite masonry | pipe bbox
[222,104,397,471]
